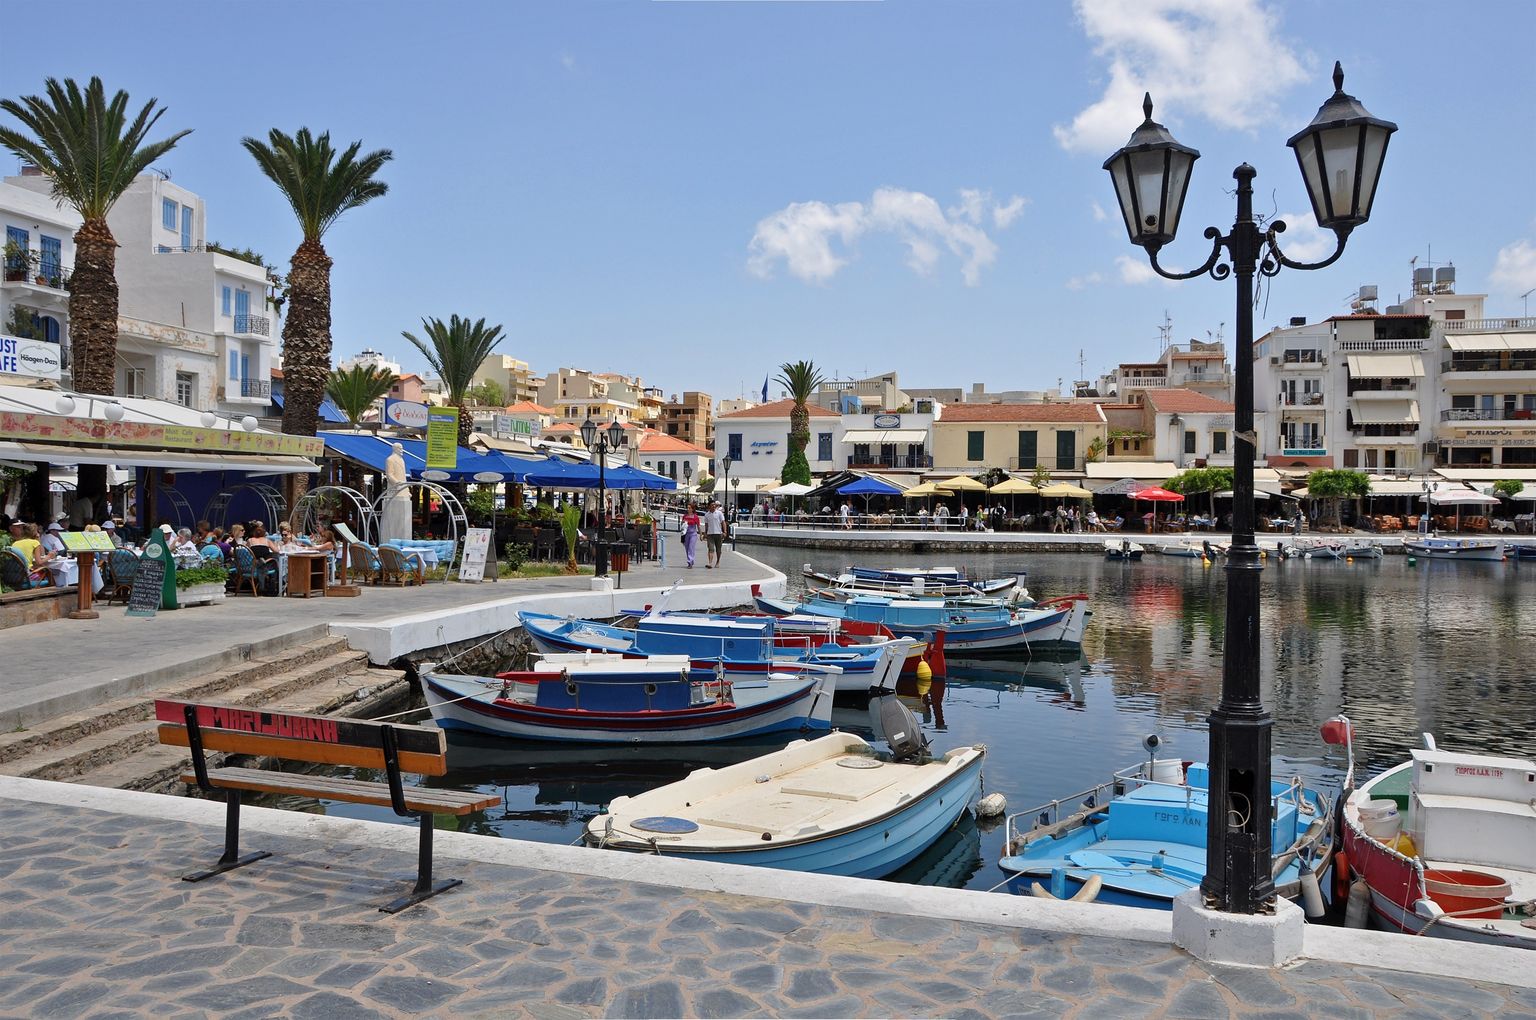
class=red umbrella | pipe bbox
[1132,486,1184,532]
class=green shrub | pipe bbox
[502,541,530,571]
[174,562,230,589]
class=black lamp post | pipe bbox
[1105,63,1395,915]
[731,477,741,549]
[720,454,734,514]
[682,460,692,498]
[581,416,626,577]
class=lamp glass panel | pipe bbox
[1292,134,1328,223]
[1161,149,1195,241]
[1108,155,1140,240]
[1354,125,1389,221]
[1129,149,1170,238]
[1319,125,1362,224]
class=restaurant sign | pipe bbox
[1441,437,1536,448]
[383,398,429,429]
[426,406,459,469]
[874,413,901,429]
[492,414,538,438]
[0,411,325,457]
[0,334,62,380]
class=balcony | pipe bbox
[1439,407,1536,423]
[1442,317,1536,332]
[233,313,270,337]
[846,452,932,470]
[1441,357,1536,374]
[2,260,72,309]
[1335,339,1425,352]
[1120,376,1169,387]
[241,377,271,398]
[1174,371,1231,387]
[1279,393,1326,407]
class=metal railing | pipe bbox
[1439,407,1536,422]
[2,259,71,289]
[1336,339,1426,352]
[1441,317,1536,332]
[1279,393,1326,406]
[240,377,272,398]
[233,313,270,337]
[1441,357,1536,373]
[845,453,932,470]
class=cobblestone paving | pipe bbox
[1,799,1532,1019]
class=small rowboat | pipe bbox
[803,564,1021,596]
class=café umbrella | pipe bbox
[989,476,1038,519]
[1132,485,1185,532]
[839,475,904,516]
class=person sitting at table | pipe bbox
[1086,509,1105,532]
[11,523,44,571]
[41,521,68,558]
[277,521,297,546]
[100,519,125,549]
[194,519,212,544]
[308,525,337,554]
[246,523,277,558]
[227,522,246,549]
[171,527,202,567]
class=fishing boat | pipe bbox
[1103,539,1144,561]
[584,732,986,878]
[1402,536,1505,561]
[422,653,833,743]
[1340,542,1384,560]
[803,564,1021,596]
[1328,718,1536,949]
[1508,544,1536,561]
[754,590,1089,653]
[998,737,1334,911]
[1157,541,1215,559]
[517,611,909,693]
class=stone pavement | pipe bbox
[0,549,780,731]
[1,778,1531,1020]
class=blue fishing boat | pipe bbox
[754,590,1089,653]
[804,564,1022,596]
[999,744,1334,911]
[516,611,908,693]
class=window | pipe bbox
[222,286,231,316]
[4,226,27,272]
[229,346,239,380]
[1055,430,1076,470]
[966,431,984,462]
[1444,309,1465,321]
[1016,430,1037,469]
[124,367,146,398]
[727,433,742,460]
[162,197,178,230]
[1212,431,1228,454]
[817,432,832,462]
[1343,449,1358,468]
[181,205,193,249]
[1184,430,1197,454]
[39,236,61,279]
[175,372,195,407]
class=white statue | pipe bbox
[380,442,412,542]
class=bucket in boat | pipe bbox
[1358,799,1401,841]
[1150,758,1183,785]
[1423,869,1511,920]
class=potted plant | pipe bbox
[2,241,32,283]
[175,561,230,605]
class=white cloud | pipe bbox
[1116,254,1160,285]
[1490,240,1536,296]
[748,187,1026,286]
[1090,200,1108,222]
[1270,210,1333,263]
[1066,271,1105,291]
[1055,0,1309,154]
[559,51,576,71]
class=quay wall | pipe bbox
[735,525,1412,555]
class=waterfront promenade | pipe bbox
[2,775,1532,1019]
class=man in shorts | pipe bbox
[703,501,726,568]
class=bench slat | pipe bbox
[159,724,448,777]
[183,767,499,815]
[154,700,446,757]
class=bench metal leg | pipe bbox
[380,811,460,913]
[183,790,272,882]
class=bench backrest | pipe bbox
[154,699,448,776]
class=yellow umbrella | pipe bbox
[935,475,988,491]
[1039,481,1094,499]
[989,478,1038,494]
[903,481,944,498]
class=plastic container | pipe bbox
[1359,799,1401,841]
[1150,758,1184,785]
[1423,869,1511,920]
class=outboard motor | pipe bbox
[869,691,930,763]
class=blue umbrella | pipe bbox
[606,464,678,491]
[839,476,903,496]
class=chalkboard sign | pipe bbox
[126,547,166,618]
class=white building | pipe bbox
[339,347,402,376]
[1,172,80,382]
[838,410,934,475]
[713,398,844,495]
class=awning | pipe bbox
[1436,467,1536,482]
[0,441,317,475]
[272,393,349,424]
[1349,399,1419,424]
[1345,354,1424,377]
[1085,461,1179,479]
[1364,478,1433,496]
[321,431,534,481]
[842,429,928,444]
[1444,333,1536,353]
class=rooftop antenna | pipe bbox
[1522,288,1535,317]
[1157,311,1173,354]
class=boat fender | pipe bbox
[1344,878,1371,929]
[1029,882,1058,900]
[1071,875,1103,904]
[1333,850,1351,902]
[915,660,933,698]
[976,792,1007,818]
[1300,871,1326,919]
[1413,898,1445,921]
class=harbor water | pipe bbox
[317,547,1536,894]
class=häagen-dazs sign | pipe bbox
[874,413,901,429]
[383,398,430,428]
[0,334,62,380]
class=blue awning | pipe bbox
[839,476,904,495]
[272,394,349,424]
[320,432,535,482]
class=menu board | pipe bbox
[60,531,115,553]
[333,522,360,545]
[458,528,491,582]
[126,546,166,618]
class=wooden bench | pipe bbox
[154,699,499,913]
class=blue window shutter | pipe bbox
[181,205,192,249]
[222,286,231,316]
[162,198,177,230]
[240,354,249,384]
[4,227,27,270]
[39,236,61,278]
[235,289,249,317]
[229,347,238,380]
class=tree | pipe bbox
[773,360,825,485]
[1494,479,1524,498]
[1029,465,1052,490]
[1085,436,1106,464]
[0,77,190,508]
[325,364,397,429]
[402,315,505,446]
[1165,466,1233,517]
[242,128,391,446]
[467,379,506,408]
[1305,469,1371,529]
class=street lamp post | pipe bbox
[720,454,733,513]
[1105,63,1395,914]
[581,416,626,578]
[731,477,741,549]
[682,460,692,498]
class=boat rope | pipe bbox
[1416,898,1536,936]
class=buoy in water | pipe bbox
[1407,556,1417,566]
[914,660,933,698]
[977,792,1007,818]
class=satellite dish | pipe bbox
[421,469,451,482]
[472,471,503,483]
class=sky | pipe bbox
[3,0,1535,403]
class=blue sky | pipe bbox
[4,0,1534,402]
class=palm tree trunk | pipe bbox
[279,237,332,514]
[457,401,474,447]
[69,218,120,512]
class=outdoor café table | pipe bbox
[46,556,103,592]
[284,551,330,598]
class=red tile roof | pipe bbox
[717,398,839,419]
[1143,388,1234,413]
[505,400,554,415]
[939,403,1105,423]
[637,432,711,455]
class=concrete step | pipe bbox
[0,636,353,767]
[7,648,370,782]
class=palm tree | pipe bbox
[401,315,505,446]
[0,78,190,507]
[773,360,825,485]
[242,128,391,442]
[326,365,397,429]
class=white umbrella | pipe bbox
[1422,488,1499,505]
[1507,489,1536,502]
[768,482,813,496]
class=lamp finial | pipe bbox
[1332,61,1344,93]
[1142,92,1154,122]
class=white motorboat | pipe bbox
[1402,537,1505,561]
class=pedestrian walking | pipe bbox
[681,504,701,568]
[703,501,726,568]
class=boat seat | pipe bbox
[779,760,901,802]
[694,798,836,836]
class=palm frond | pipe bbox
[401,315,505,404]
[241,127,391,241]
[773,360,826,404]
[0,76,191,220]
[326,364,398,428]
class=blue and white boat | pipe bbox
[804,564,1022,596]
[585,732,985,878]
[999,752,1334,911]
[516,611,908,693]
[1402,536,1505,561]
[754,590,1089,653]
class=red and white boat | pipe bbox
[1327,717,1536,949]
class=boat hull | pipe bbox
[1402,538,1505,561]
